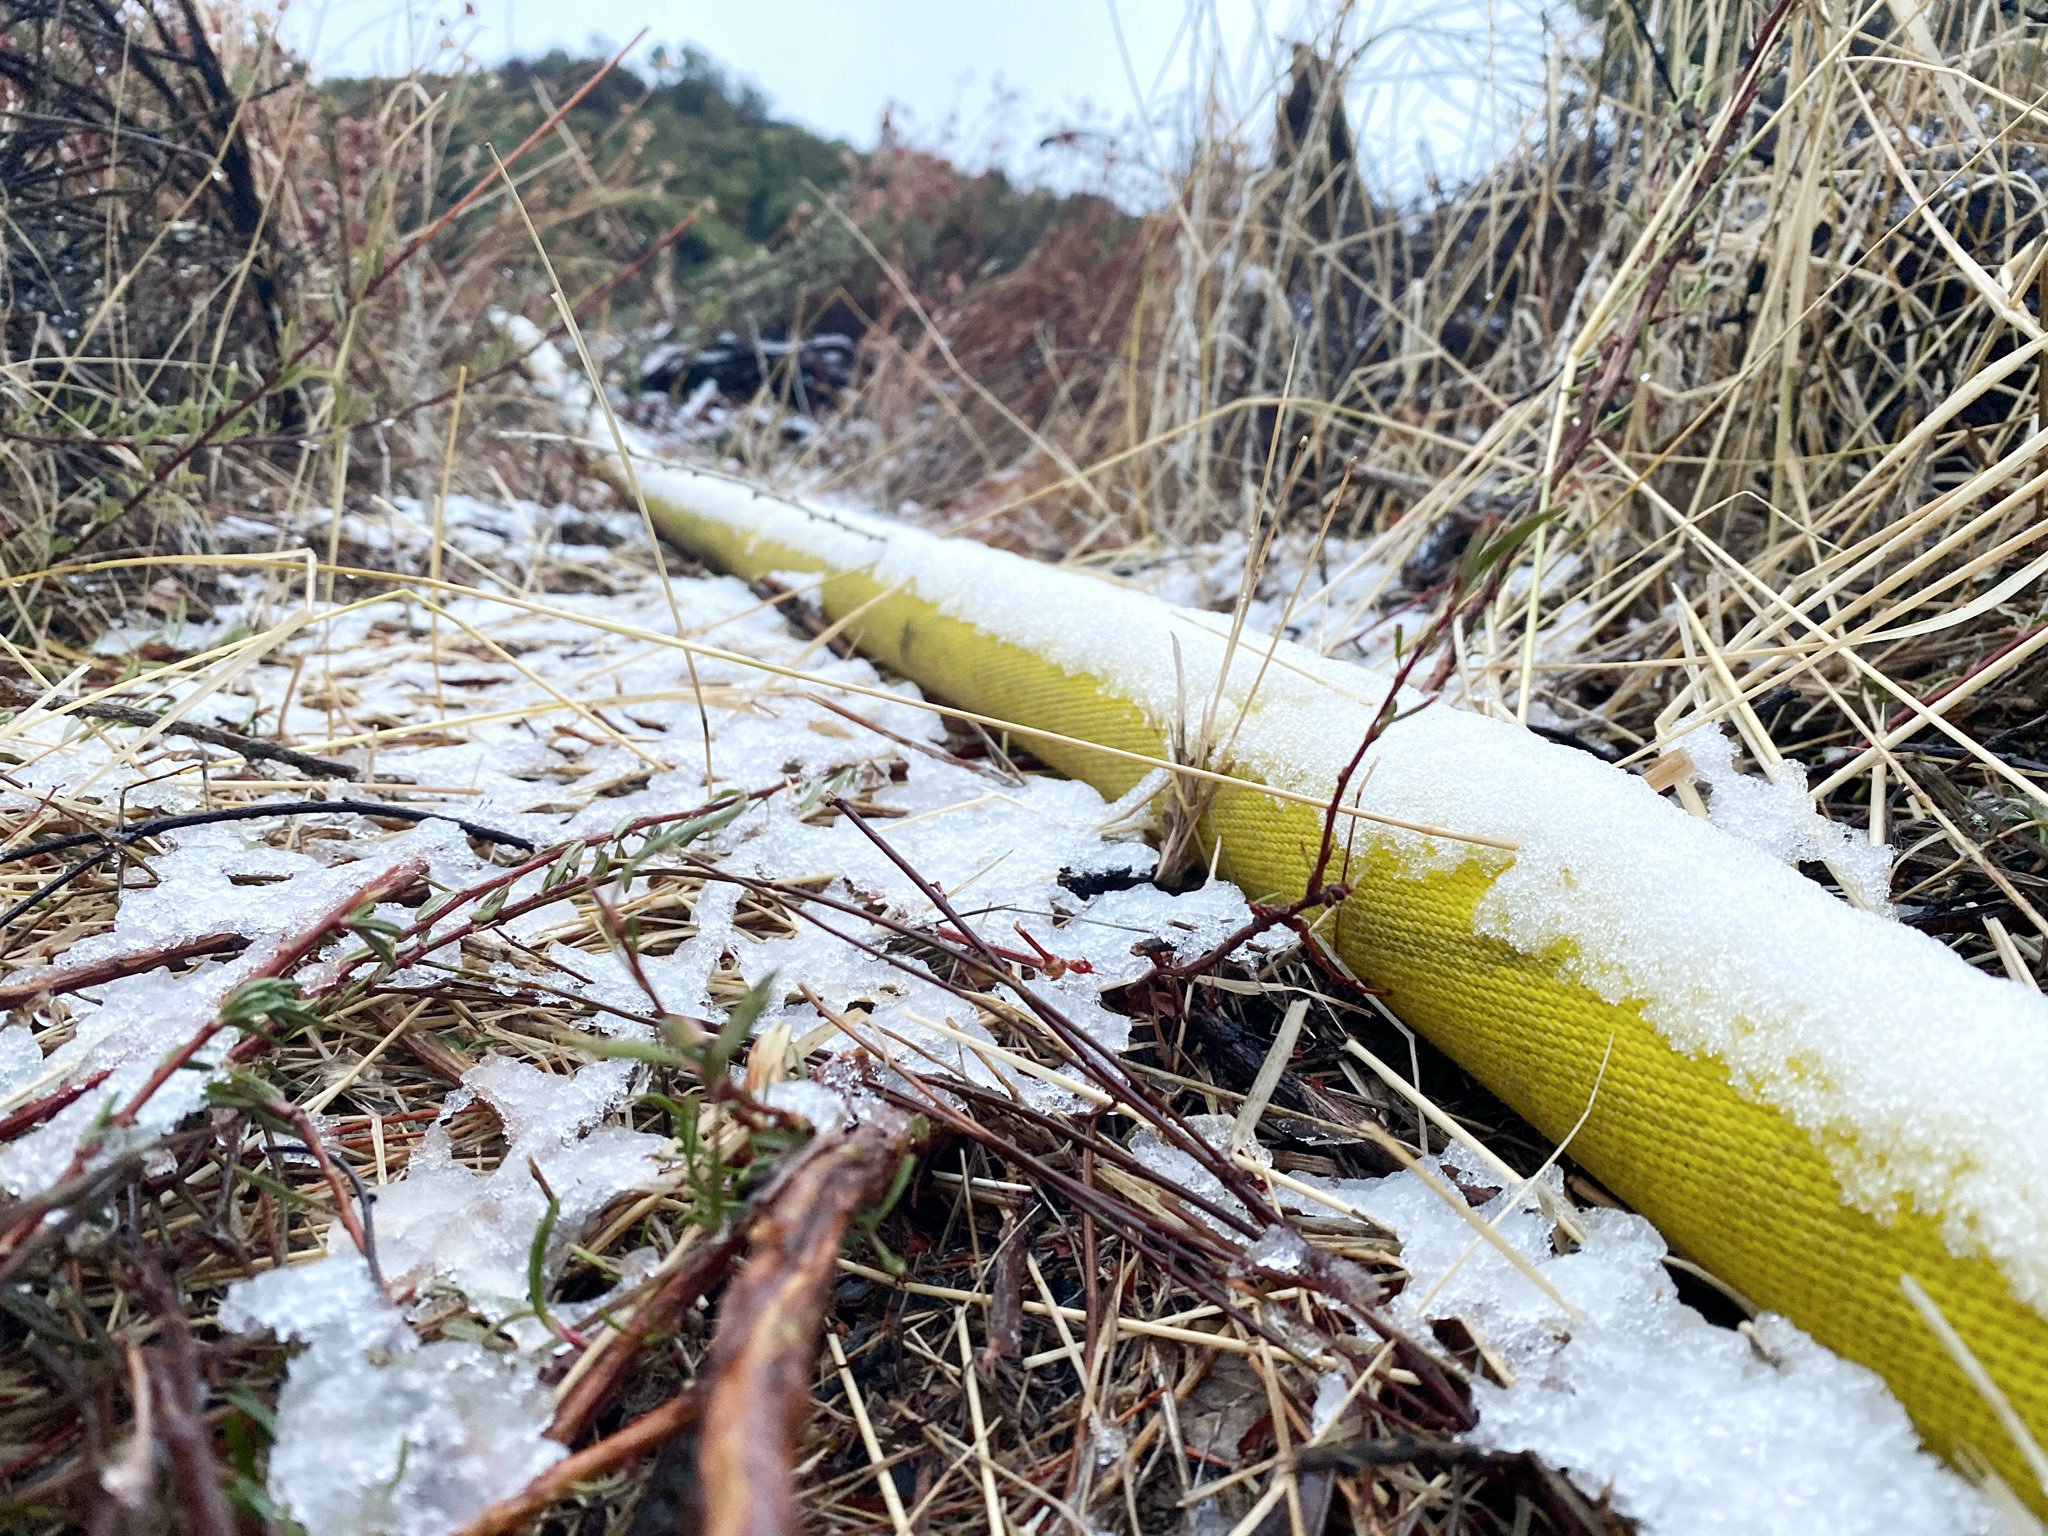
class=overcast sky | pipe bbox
[271,0,1561,196]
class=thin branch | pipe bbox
[1,799,534,866]
[696,1118,910,1536]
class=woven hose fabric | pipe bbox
[637,479,2048,1510]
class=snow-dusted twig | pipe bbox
[322,787,783,994]
[0,931,245,1007]
[0,854,428,1271]
[0,678,361,780]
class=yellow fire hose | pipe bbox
[523,323,2048,1503]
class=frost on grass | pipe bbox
[624,755,1251,1109]
[1129,1115,1255,1234]
[22,475,1255,1534]
[0,821,474,1200]
[614,461,2048,1314]
[1130,1109,1997,1532]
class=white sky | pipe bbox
[272,0,1561,196]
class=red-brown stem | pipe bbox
[0,1069,113,1142]
[0,932,246,1008]
[1881,620,2047,737]
[547,1233,745,1444]
[102,856,427,1137]
[0,855,425,1268]
[263,1099,374,1270]
[823,797,1286,1227]
[1155,882,1351,983]
[1547,0,1799,484]
[449,1389,703,1536]
[1307,600,1449,905]
[323,786,783,993]
[134,1257,238,1536]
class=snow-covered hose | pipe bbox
[511,327,2048,1503]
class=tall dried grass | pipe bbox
[804,0,2048,969]
[0,3,677,649]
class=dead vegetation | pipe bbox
[0,499,1623,1535]
[4,0,2047,1533]
[776,0,2048,968]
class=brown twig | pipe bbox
[0,1069,113,1141]
[0,844,115,930]
[260,1099,379,1284]
[0,679,359,779]
[547,1233,746,1445]
[117,853,427,1129]
[980,1203,1039,1370]
[319,787,785,1002]
[696,1118,909,1536]
[133,1254,237,1536]
[824,793,1288,1226]
[0,932,246,1007]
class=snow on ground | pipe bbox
[1135,1122,1995,1536]
[618,457,2048,1337]
[0,488,2003,1534]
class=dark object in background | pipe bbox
[641,331,857,409]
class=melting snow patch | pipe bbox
[0,1025,41,1100]
[1276,1147,1997,1536]
[218,1055,663,1533]
[0,822,467,1201]
[221,1253,564,1536]
[761,1077,853,1129]
[369,1056,664,1341]
[1309,1371,1353,1437]
[1130,1114,1262,1234]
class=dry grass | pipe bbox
[5,1,2048,1533]
[0,3,678,647]
[778,0,2048,971]
[0,504,1617,1536]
